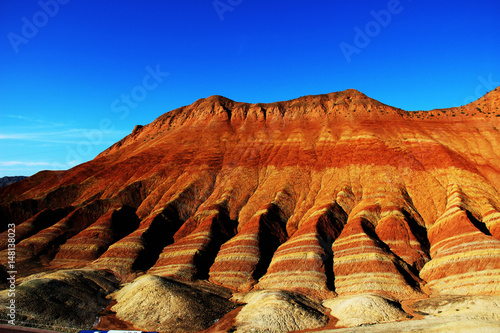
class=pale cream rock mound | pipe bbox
[318,295,500,333]
[0,269,117,332]
[323,294,410,327]
[411,295,500,320]
[318,318,500,333]
[111,275,235,333]
[232,290,328,332]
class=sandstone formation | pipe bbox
[1,88,500,332]
[0,269,117,332]
[323,294,410,327]
[232,290,328,332]
[411,295,500,319]
[320,295,500,333]
[111,275,235,333]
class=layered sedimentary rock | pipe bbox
[90,203,184,277]
[254,202,346,299]
[148,197,237,280]
[419,184,500,295]
[209,198,290,291]
[2,201,109,264]
[52,206,140,267]
[1,88,500,331]
[0,207,74,251]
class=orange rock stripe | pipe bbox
[422,249,500,271]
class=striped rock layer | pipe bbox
[1,88,500,300]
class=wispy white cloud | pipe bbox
[1,120,130,176]
[0,160,79,177]
[0,134,26,139]
[0,161,51,167]
[0,161,73,168]
[1,114,67,127]
[0,129,127,144]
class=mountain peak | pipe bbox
[98,88,499,157]
[203,94,235,104]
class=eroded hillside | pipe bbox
[1,88,500,332]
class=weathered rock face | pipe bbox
[323,294,410,327]
[0,269,118,332]
[419,184,500,295]
[111,275,235,333]
[1,88,500,331]
[325,295,500,333]
[232,290,328,332]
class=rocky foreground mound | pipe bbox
[1,88,500,332]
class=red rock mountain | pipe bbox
[1,88,500,331]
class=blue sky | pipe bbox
[1,0,499,176]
